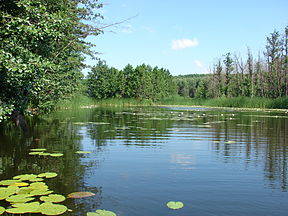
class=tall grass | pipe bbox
[158,96,288,109]
[56,95,288,110]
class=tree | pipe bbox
[223,52,234,97]
[0,0,103,120]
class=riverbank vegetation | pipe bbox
[0,0,287,122]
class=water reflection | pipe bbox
[0,107,288,215]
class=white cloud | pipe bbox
[172,38,199,50]
[194,60,210,74]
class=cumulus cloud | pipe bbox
[172,38,199,50]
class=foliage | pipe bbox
[0,0,103,119]
[87,63,175,101]
[173,26,288,101]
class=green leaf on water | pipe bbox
[76,151,92,154]
[6,194,34,203]
[29,152,43,155]
[30,148,47,152]
[13,174,38,181]
[10,202,41,213]
[30,189,53,196]
[16,187,34,195]
[87,209,117,216]
[40,194,66,203]
[0,179,21,186]
[67,191,95,198]
[166,201,184,210]
[38,172,58,179]
[28,177,44,182]
[39,202,68,215]
[49,153,64,157]
[0,186,19,200]
[29,182,48,190]
[0,206,5,215]
[38,153,51,156]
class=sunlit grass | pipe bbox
[56,95,288,110]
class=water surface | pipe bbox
[0,106,288,216]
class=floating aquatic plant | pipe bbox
[67,191,95,198]
[7,202,41,214]
[29,152,44,155]
[30,148,47,152]
[6,194,35,203]
[13,174,38,181]
[166,201,184,210]
[40,194,65,203]
[76,151,92,154]
[0,206,5,215]
[0,186,18,200]
[0,179,21,186]
[39,202,67,215]
[49,153,64,157]
[38,172,58,179]
[87,209,117,216]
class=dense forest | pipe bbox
[87,61,175,101]
[0,0,287,122]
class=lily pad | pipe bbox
[30,189,53,196]
[87,209,117,216]
[28,177,44,182]
[6,194,34,203]
[10,202,41,213]
[30,148,47,152]
[13,174,38,181]
[0,179,20,186]
[40,194,65,203]
[50,153,64,157]
[29,182,48,190]
[39,202,68,215]
[38,172,58,179]
[11,182,29,187]
[76,151,92,154]
[67,191,95,198]
[166,201,184,210]
[17,187,34,195]
[0,186,18,199]
[29,151,43,155]
[38,153,51,156]
[0,206,5,215]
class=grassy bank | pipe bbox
[56,95,288,110]
[159,96,288,109]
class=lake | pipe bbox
[0,106,288,216]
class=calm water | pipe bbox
[0,106,288,216]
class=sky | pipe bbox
[85,0,288,76]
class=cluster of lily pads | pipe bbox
[29,148,64,157]
[0,172,69,215]
[84,201,184,216]
[29,148,92,157]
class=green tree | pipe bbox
[0,0,103,120]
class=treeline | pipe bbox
[174,26,288,99]
[87,61,175,101]
[0,0,102,120]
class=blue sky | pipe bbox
[85,0,288,76]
